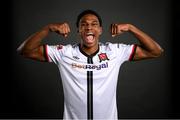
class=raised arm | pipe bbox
[17,23,70,61]
[111,23,164,60]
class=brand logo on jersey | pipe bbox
[72,62,108,70]
[98,53,109,62]
[73,56,80,60]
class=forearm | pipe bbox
[128,24,164,56]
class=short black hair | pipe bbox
[76,9,102,27]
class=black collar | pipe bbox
[79,44,99,58]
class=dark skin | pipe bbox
[17,14,164,61]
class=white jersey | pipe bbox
[45,42,136,119]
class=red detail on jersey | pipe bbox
[57,45,63,50]
[98,53,109,62]
[45,45,50,62]
[129,44,137,61]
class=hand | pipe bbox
[110,23,131,37]
[48,22,70,37]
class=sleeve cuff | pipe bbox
[128,44,137,61]
[43,45,51,62]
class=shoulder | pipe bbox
[100,42,131,50]
[47,43,78,52]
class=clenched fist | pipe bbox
[110,23,131,37]
[48,22,70,37]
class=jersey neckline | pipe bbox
[79,44,99,58]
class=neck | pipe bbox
[80,43,99,56]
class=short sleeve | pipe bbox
[44,44,65,64]
[114,43,137,63]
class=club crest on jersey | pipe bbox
[56,45,63,50]
[98,53,109,62]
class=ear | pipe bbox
[99,27,102,35]
[77,28,81,34]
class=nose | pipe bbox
[86,24,92,30]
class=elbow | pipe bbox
[152,47,164,58]
[17,46,23,55]
[17,46,27,57]
[160,47,164,55]
[16,46,30,58]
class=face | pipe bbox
[78,14,102,48]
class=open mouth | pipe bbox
[85,32,95,43]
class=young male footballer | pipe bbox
[17,10,164,119]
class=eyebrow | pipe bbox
[80,20,99,24]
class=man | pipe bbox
[17,10,164,119]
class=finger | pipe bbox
[114,24,118,37]
[64,33,68,38]
[62,32,68,38]
[63,23,70,37]
[63,24,68,35]
[113,24,116,36]
[111,24,114,37]
[65,23,71,33]
[110,24,113,36]
[60,24,68,37]
[112,24,116,37]
[65,23,71,34]
[114,24,118,36]
[57,29,67,37]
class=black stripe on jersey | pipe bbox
[87,71,93,119]
[88,57,93,64]
[117,43,119,48]
[87,57,93,119]
[79,44,97,119]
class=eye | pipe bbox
[92,22,99,27]
[80,23,86,27]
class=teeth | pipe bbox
[86,32,94,36]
